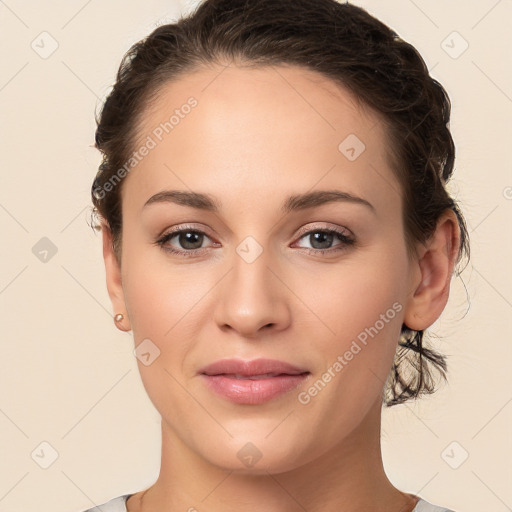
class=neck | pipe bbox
[129,397,418,512]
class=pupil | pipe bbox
[180,231,202,249]
[311,232,333,249]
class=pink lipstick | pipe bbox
[199,358,310,405]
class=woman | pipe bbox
[84,0,469,510]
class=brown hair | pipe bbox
[90,0,470,406]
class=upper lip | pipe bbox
[199,358,309,377]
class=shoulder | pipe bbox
[78,494,131,512]
[76,494,457,512]
[413,497,457,512]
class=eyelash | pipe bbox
[154,224,355,258]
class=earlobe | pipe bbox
[101,220,131,332]
[403,209,460,331]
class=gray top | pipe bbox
[80,493,456,511]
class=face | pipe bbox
[104,64,430,474]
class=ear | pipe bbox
[403,209,461,331]
[101,220,131,332]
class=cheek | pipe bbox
[120,255,206,411]
[122,227,408,348]
[120,247,221,387]
[311,258,404,341]
[123,264,207,342]
[120,228,201,335]
[303,249,407,395]
[289,254,407,444]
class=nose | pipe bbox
[213,243,291,338]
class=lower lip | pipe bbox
[201,374,309,404]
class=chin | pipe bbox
[194,433,311,475]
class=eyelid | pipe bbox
[157,222,213,238]
[154,224,219,256]
[155,222,355,256]
[158,222,352,244]
[294,222,353,239]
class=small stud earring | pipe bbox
[114,313,124,323]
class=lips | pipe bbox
[199,358,309,377]
[199,358,310,404]
[220,373,290,379]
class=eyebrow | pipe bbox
[143,189,376,214]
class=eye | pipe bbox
[293,225,355,255]
[155,224,355,258]
[155,225,216,258]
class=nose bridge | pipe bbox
[214,233,290,335]
[233,233,273,293]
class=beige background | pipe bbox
[1,1,511,511]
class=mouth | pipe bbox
[198,359,310,404]
[207,372,309,379]
[199,357,309,377]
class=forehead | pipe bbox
[122,64,401,218]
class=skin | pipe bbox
[101,63,460,512]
